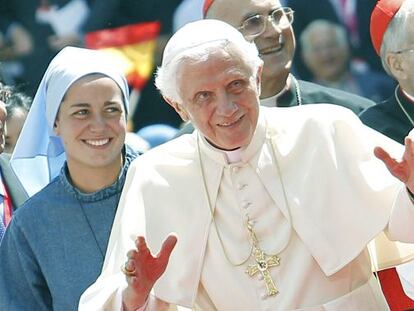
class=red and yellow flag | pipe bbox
[85,22,161,90]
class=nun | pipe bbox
[0,46,139,310]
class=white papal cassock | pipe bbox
[80,105,414,310]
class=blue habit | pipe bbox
[0,145,138,310]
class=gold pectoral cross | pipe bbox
[246,247,280,296]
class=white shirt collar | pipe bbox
[402,89,414,103]
[259,74,292,107]
[198,109,267,166]
[224,149,242,163]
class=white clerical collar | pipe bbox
[260,94,278,107]
[224,149,242,163]
[198,109,267,166]
[402,89,414,103]
[260,74,292,107]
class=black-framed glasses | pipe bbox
[238,7,294,40]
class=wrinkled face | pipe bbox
[394,16,414,93]
[0,101,6,153]
[5,108,27,154]
[54,75,126,172]
[172,49,261,150]
[303,27,348,81]
[208,0,295,80]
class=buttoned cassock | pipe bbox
[80,105,414,310]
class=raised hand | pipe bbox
[374,135,414,193]
[122,234,178,311]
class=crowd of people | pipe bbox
[1,0,414,310]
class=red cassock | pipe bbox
[379,268,414,311]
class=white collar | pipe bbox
[402,88,414,102]
[198,109,267,166]
[224,149,242,163]
[260,75,292,107]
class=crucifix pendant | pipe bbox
[245,247,280,296]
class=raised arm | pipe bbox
[375,133,414,242]
[374,135,414,194]
[122,234,177,311]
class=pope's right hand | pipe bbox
[122,234,178,311]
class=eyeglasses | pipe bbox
[238,7,294,40]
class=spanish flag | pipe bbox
[85,22,161,90]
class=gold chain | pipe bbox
[292,75,302,107]
[395,85,414,127]
[196,126,292,267]
[275,75,302,107]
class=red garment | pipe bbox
[203,0,214,16]
[1,181,12,226]
[339,0,358,44]
[370,0,404,55]
[378,268,414,311]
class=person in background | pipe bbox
[300,19,394,102]
[360,0,414,143]
[0,86,27,241]
[0,22,33,86]
[80,19,414,310]
[287,0,383,80]
[359,1,414,309]
[0,0,91,96]
[0,46,139,310]
[1,85,31,153]
[203,0,374,114]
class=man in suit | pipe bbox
[0,90,28,240]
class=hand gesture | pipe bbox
[375,134,414,193]
[122,234,177,311]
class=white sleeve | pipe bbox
[127,295,149,311]
[79,273,127,311]
[388,187,414,243]
[392,190,414,301]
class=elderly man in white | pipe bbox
[80,19,414,310]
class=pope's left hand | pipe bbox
[374,134,414,193]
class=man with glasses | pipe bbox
[203,0,374,114]
[358,1,414,310]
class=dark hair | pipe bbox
[0,83,31,117]
[0,83,12,103]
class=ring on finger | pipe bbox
[121,263,135,277]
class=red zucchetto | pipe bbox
[203,0,215,17]
[370,0,405,54]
